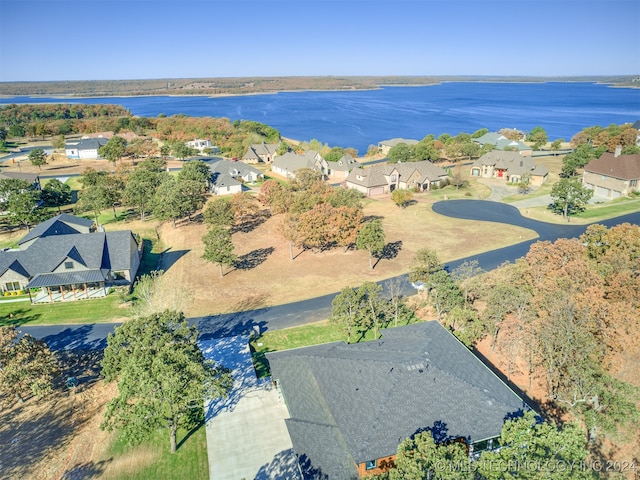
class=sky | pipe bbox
[0,0,639,82]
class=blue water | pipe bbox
[2,82,639,153]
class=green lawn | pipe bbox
[102,425,208,480]
[0,292,130,327]
[527,197,640,224]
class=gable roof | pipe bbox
[327,154,359,172]
[474,132,530,152]
[0,172,40,183]
[18,214,93,246]
[472,151,548,176]
[65,137,108,151]
[1,230,136,283]
[208,158,262,179]
[267,322,529,474]
[243,143,279,160]
[345,160,448,188]
[272,151,323,173]
[584,152,640,180]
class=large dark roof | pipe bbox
[26,269,108,288]
[267,322,529,477]
[584,152,640,180]
[18,214,93,245]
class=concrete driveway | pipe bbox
[200,336,301,480]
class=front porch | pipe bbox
[32,284,109,303]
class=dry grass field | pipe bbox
[157,192,537,317]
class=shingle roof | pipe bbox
[472,151,548,177]
[0,172,40,183]
[345,160,448,188]
[0,230,136,283]
[208,159,262,179]
[272,152,321,173]
[327,154,359,172]
[65,137,108,151]
[584,152,640,180]
[267,322,529,475]
[243,143,278,160]
[18,214,93,246]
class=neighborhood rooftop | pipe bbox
[267,321,530,478]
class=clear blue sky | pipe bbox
[1,0,638,82]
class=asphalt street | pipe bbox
[20,200,640,350]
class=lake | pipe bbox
[2,82,639,153]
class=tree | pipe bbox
[76,184,109,224]
[0,326,58,406]
[177,160,210,189]
[387,143,412,163]
[203,197,234,227]
[550,178,593,222]
[330,286,362,344]
[28,147,47,170]
[409,248,443,293]
[79,167,108,187]
[40,178,71,212]
[356,219,385,270]
[99,136,127,165]
[379,429,472,480]
[229,191,259,226]
[477,411,595,480]
[0,178,45,231]
[152,176,185,227]
[130,270,193,318]
[358,281,385,340]
[429,270,464,319]
[100,311,232,453]
[450,259,484,305]
[527,126,548,149]
[52,134,66,149]
[391,188,414,208]
[550,138,564,151]
[202,225,237,277]
[324,146,346,163]
[123,159,168,221]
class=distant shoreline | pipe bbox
[1,75,637,99]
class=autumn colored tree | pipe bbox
[0,326,58,406]
[391,188,414,208]
[229,191,260,227]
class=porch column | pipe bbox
[47,287,52,302]
[28,289,33,304]
[84,283,89,299]
[72,284,77,300]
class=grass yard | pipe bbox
[0,292,130,327]
[98,425,209,480]
[526,197,640,224]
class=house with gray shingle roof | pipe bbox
[0,214,140,302]
[377,138,419,156]
[207,159,264,195]
[345,160,449,196]
[65,137,109,159]
[243,143,279,164]
[470,151,548,185]
[473,132,533,156]
[583,151,640,199]
[267,322,530,479]
[327,154,360,180]
[271,151,328,179]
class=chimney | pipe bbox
[614,145,622,157]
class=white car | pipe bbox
[411,281,426,291]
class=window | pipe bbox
[631,179,638,187]
[64,261,73,269]
[6,281,21,291]
[391,175,397,182]
[601,175,607,181]
[365,460,377,470]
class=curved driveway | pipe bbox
[21,200,640,349]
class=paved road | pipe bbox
[20,200,640,349]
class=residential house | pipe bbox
[327,154,359,180]
[0,171,42,191]
[186,138,218,153]
[470,151,548,185]
[377,138,419,156]
[267,322,530,479]
[583,150,640,199]
[473,132,533,156]
[0,214,140,302]
[65,137,109,159]
[271,151,328,179]
[345,160,448,196]
[208,159,264,195]
[243,143,279,164]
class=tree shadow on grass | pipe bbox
[61,459,112,479]
[373,240,403,269]
[232,210,271,234]
[234,247,275,270]
[0,307,41,327]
